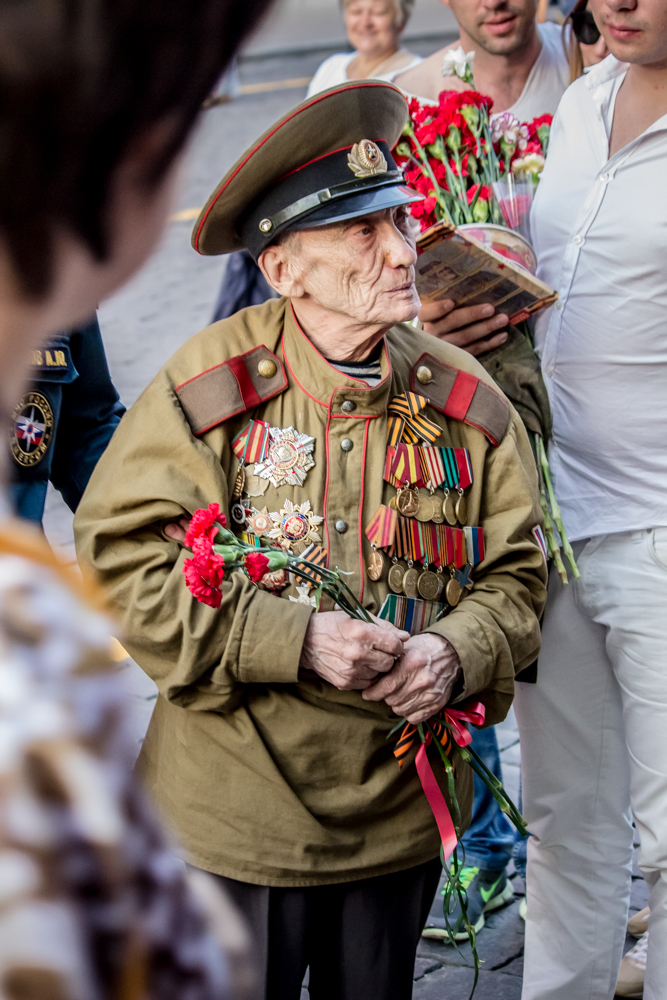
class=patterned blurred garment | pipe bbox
[0,522,253,1000]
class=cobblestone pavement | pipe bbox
[42,46,648,1000]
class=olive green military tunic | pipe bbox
[74,297,546,887]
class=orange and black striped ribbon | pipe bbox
[393,711,454,768]
[387,392,442,447]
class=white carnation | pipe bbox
[441,46,475,81]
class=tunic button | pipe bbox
[341,400,357,413]
[416,365,433,385]
[341,438,354,452]
[335,519,348,534]
[257,359,277,379]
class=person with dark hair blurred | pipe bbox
[0,1,273,997]
[564,0,609,81]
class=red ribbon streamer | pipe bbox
[414,702,486,860]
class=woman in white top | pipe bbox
[306,0,422,97]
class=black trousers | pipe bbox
[209,857,441,1000]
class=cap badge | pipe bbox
[347,140,388,178]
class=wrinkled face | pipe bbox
[590,0,667,65]
[286,206,420,329]
[344,0,402,57]
[442,0,538,56]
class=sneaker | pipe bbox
[627,907,650,939]
[421,865,514,942]
[616,932,648,998]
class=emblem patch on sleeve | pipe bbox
[254,426,315,488]
[10,392,55,467]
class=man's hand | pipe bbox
[300,611,408,691]
[420,299,509,356]
[164,518,190,543]
[361,633,462,723]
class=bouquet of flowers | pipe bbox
[394,47,552,234]
[396,48,578,585]
[182,502,373,620]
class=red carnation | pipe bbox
[183,559,222,609]
[467,183,490,204]
[192,535,225,588]
[184,503,226,548]
[244,550,270,583]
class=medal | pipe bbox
[443,489,457,526]
[455,488,468,526]
[244,471,269,498]
[367,546,385,582]
[388,560,406,594]
[267,499,323,550]
[397,486,420,517]
[255,426,316,488]
[430,491,444,524]
[247,507,272,535]
[415,492,434,522]
[418,568,441,601]
[231,463,246,501]
[446,572,462,607]
[403,565,420,599]
[231,499,252,527]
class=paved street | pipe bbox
[42,24,646,999]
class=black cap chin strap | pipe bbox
[257,170,404,236]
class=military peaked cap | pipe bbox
[192,81,423,260]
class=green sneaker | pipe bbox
[421,865,514,942]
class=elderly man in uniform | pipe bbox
[75,82,546,1000]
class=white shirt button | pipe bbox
[555,300,563,310]
[546,366,554,377]
[573,235,583,245]
[600,172,609,182]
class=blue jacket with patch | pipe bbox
[10,316,125,523]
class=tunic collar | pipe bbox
[280,301,393,417]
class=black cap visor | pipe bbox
[294,184,423,233]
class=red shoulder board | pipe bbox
[175,346,287,436]
[410,353,511,447]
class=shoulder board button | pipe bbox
[175,346,287,436]
[410,353,511,446]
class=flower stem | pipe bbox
[537,436,580,579]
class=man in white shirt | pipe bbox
[397,0,570,351]
[517,1,667,997]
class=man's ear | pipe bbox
[258,242,305,298]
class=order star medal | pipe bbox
[268,499,323,551]
[254,426,315,488]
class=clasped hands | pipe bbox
[299,611,462,725]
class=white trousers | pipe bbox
[515,529,667,1000]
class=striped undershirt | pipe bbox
[328,347,383,387]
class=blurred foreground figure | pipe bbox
[0,0,273,997]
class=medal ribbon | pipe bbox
[365,505,398,549]
[294,543,328,584]
[419,447,445,490]
[454,447,473,489]
[232,419,271,464]
[463,526,485,566]
[410,520,425,562]
[442,448,460,489]
[390,444,424,487]
[387,392,442,447]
